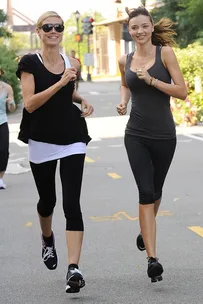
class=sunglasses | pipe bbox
[39,23,64,33]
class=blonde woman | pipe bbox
[16,11,93,293]
[117,6,187,282]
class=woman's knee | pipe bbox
[63,199,83,231]
[139,190,155,205]
[37,198,56,217]
[65,213,84,231]
[155,191,162,202]
[0,150,9,171]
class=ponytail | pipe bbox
[152,18,177,46]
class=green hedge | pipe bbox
[174,42,203,124]
[0,45,21,105]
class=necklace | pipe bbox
[132,48,156,71]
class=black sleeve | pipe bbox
[16,54,36,79]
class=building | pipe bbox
[93,0,163,76]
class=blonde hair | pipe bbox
[126,6,177,47]
[36,11,63,27]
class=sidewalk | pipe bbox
[8,115,203,142]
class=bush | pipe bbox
[0,45,21,106]
[175,42,203,90]
[173,42,203,124]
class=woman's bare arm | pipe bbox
[21,67,77,113]
[153,46,187,100]
[118,55,131,105]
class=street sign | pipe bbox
[84,53,94,67]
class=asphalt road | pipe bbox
[1,80,203,304]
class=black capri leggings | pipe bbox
[124,134,176,205]
[30,154,85,231]
[0,122,9,172]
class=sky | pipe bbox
[1,0,113,23]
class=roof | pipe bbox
[94,16,127,26]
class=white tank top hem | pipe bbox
[28,54,86,164]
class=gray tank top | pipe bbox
[125,46,176,139]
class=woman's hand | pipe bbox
[81,99,94,117]
[136,68,152,85]
[116,102,127,115]
[6,97,16,112]
[6,97,12,105]
[59,67,77,87]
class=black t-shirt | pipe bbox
[16,54,91,145]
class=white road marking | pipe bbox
[91,138,102,142]
[87,146,99,149]
[9,153,17,157]
[9,133,27,147]
[108,144,123,148]
[177,139,192,143]
[183,134,203,142]
[9,157,26,163]
[89,92,100,95]
[6,163,30,175]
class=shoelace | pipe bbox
[43,246,55,261]
[69,268,83,276]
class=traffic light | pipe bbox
[82,16,94,35]
[122,23,132,41]
[75,33,83,42]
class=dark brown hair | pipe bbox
[125,6,177,46]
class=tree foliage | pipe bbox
[0,9,11,38]
[173,42,203,123]
[0,10,21,105]
[0,45,21,104]
[150,0,203,48]
[9,32,31,51]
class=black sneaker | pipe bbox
[136,233,145,251]
[147,257,163,283]
[41,233,58,270]
[66,267,85,293]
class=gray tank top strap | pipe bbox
[0,81,7,97]
[1,81,6,90]
[155,45,163,65]
[125,52,134,70]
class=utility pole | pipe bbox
[7,0,13,29]
[74,10,81,61]
[87,34,91,81]
[82,16,94,82]
[141,0,146,7]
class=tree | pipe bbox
[9,32,30,51]
[0,45,21,104]
[150,0,203,48]
[177,0,203,44]
[0,9,11,38]
[0,10,21,105]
